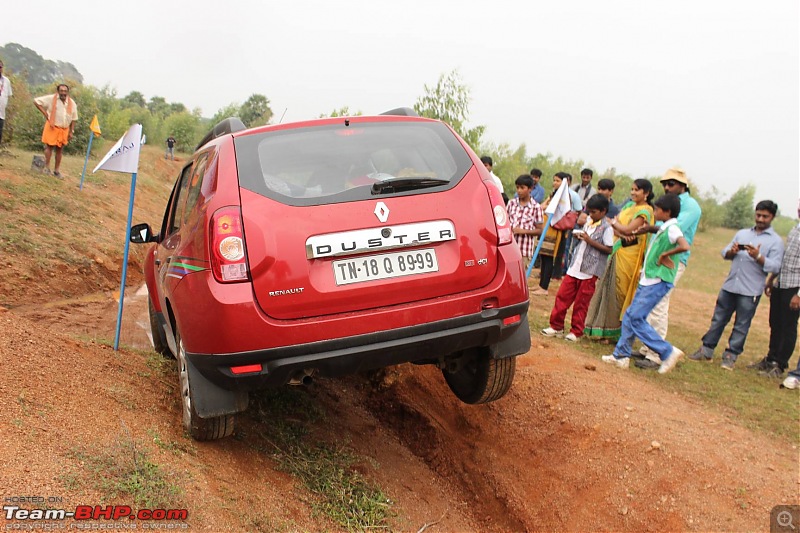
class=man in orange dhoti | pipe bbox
[34,84,78,178]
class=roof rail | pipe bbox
[195,117,247,151]
[379,107,418,117]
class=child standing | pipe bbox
[601,194,690,374]
[506,174,544,273]
[542,194,614,341]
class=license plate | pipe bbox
[333,248,438,285]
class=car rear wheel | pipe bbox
[442,347,516,404]
[176,331,235,440]
[149,299,171,357]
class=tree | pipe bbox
[163,112,202,153]
[723,184,756,229]
[239,94,273,127]
[122,91,146,108]
[319,106,362,118]
[414,69,485,150]
[210,103,242,126]
[147,96,171,117]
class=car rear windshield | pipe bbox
[234,120,473,206]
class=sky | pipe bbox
[5,0,799,211]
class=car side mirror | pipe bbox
[130,223,159,244]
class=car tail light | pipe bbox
[483,180,513,245]
[209,206,250,283]
[230,364,263,375]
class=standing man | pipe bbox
[572,168,596,204]
[749,201,800,379]
[530,168,546,204]
[480,155,507,203]
[689,200,784,370]
[165,135,177,161]
[633,168,702,369]
[596,178,620,218]
[507,174,544,273]
[34,84,77,178]
[0,60,12,146]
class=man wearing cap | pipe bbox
[631,168,703,369]
[34,83,78,178]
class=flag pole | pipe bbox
[79,133,94,191]
[113,171,138,351]
[526,214,553,279]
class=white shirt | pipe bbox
[0,75,12,120]
[567,219,615,280]
[489,171,504,196]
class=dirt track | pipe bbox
[1,281,797,531]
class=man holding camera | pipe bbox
[689,201,784,370]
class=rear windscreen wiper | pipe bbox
[371,177,449,194]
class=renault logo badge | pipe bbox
[374,201,389,222]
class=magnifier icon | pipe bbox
[778,510,795,530]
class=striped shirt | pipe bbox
[776,224,800,290]
[507,197,544,258]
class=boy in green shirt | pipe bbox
[602,194,690,374]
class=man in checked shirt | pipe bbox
[506,174,544,274]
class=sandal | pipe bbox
[54,171,63,179]
[44,168,52,175]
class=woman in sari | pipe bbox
[584,179,654,339]
[533,172,574,295]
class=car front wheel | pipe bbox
[442,347,516,404]
[176,331,235,440]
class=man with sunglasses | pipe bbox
[631,168,702,369]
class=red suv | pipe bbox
[131,109,531,440]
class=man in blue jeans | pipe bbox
[689,200,784,370]
[602,194,690,374]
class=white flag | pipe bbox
[545,179,573,225]
[93,124,143,174]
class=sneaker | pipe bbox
[541,327,563,337]
[759,361,783,379]
[688,346,713,362]
[564,332,579,342]
[53,170,63,179]
[658,347,684,374]
[781,376,800,390]
[720,352,735,371]
[43,168,52,175]
[747,357,770,371]
[601,354,630,369]
[634,358,661,370]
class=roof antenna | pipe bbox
[278,108,287,124]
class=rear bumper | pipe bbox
[187,301,530,391]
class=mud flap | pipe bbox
[186,357,249,418]
[489,315,531,359]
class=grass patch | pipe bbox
[249,388,393,531]
[63,424,182,508]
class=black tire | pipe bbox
[443,348,516,404]
[176,331,235,441]
[149,299,171,357]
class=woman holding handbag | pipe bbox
[584,179,654,339]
